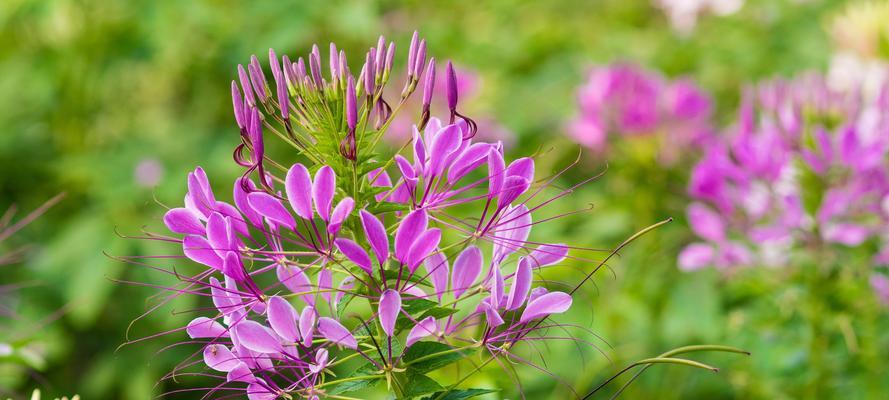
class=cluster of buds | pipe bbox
[567,63,715,165]
[681,75,889,279]
[140,33,617,400]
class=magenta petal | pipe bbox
[215,201,250,238]
[247,383,278,400]
[505,157,535,182]
[286,163,314,220]
[164,208,204,235]
[482,301,504,327]
[183,235,224,271]
[395,154,417,180]
[187,317,229,339]
[424,251,449,302]
[317,317,357,349]
[334,238,373,275]
[187,167,216,217]
[490,264,504,309]
[678,243,714,271]
[204,344,240,372]
[267,296,299,342]
[234,320,283,354]
[210,277,240,316]
[497,176,530,209]
[395,209,428,263]
[528,244,568,268]
[359,210,389,266]
[487,149,505,199]
[528,286,548,303]
[276,264,314,306]
[687,203,725,242]
[493,205,531,262]
[222,251,246,282]
[407,228,441,272]
[227,361,256,383]
[318,268,333,304]
[406,316,437,348]
[451,246,482,299]
[519,292,572,323]
[447,143,491,183]
[378,289,402,337]
[247,192,296,230]
[234,178,263,228]
[428,124,463,176]
[313,166,336,221]
[506,258,532,310]
[328,197,355,236]
[298,306,317,347]
[206,213,231,256]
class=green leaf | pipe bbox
[402,341,474,374]
[420,388,498,400]
[400,373,444,398]
[328,364,381,395]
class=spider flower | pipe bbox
[567,63,715,165]
[681,75,889,271]
[122,32,646,400]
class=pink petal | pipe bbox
[204,344,240,372]
[407,228,441,273]
[234,320,283,354]
[488,149,505,199]
[497,176,530,208]
[328,197,354,236]
[678,243,714,271]
[187,317,228,339]
[298,306,317,347]
[247,383,278,400]
[492,205,531,262]
[424,251,449,302]
[247,192,296,230]
[317,317,357,349]
[234,178,263,228]
[506,258,532,310]
[286,163,314,220]
[528,244,568,268]
[183,235,223,271]
[360,210,389,266]
[447,143,491,183]
[222,251,246,282]
[451,246,482,299]
[318,268,333,304]
[276,264,314,306]
[209,277,240,316]
[164,208,204,235]
[505,157,535,182]
[406,316,437,347]
[490,264,504,309]
[378,289,402,337]
[687,202,725,242]
[226,362,256,383]
[267,296,299,342]
[428,124,463,176]
[519,291,572,323]
[334,238,373,275]
[482,301,504,327]
[313,166,336,221]
[395,209,428,263]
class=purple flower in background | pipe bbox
[567,63,715,165]
[681,75,889,277]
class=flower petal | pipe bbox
[505,157,535,182]
[506,258,532,311]
[187,317,228,339]
[334,238,373,275]
[276,264,314,306]
[233,178,264,228]
[519,292,572,323]
[395,209,428,263]
[267,296,299,342]
[451,246,482,299]
[204,344,240,372]
[313,166,336,221]
[298,306,317,347]
[328,197,354,237]
[447,143,491,183]
[360,210,389,266]
[497,176,530,209]
[528,244,568,268]
[678,243,714,271]
[428,124,463,177]
[234,320,283,354]
[183,235,224,271]
[286,163,314,220]
[247,192,296,230]
[687,202,725,242]
[378,289,402,337]
[407,228,441,273]
[164,208,204,235]
[406,316,437,348]
[424,251,449,302]
[487,149,505,199]
[317,317,357,349]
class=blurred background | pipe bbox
[2,0,888,399]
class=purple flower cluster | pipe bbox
[681,75,889,273]
[567,63,714,165]
[149,33,588,399]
